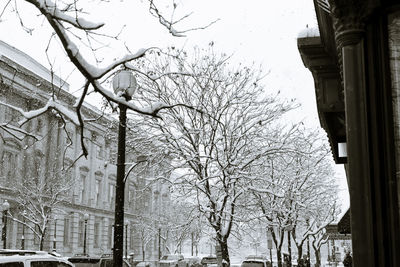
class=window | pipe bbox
[33,225,40,246]
[0,262,24,267]
[78,171,87,204]
[78,219,84,246]
[94,172,103,206]
[95,143,104,159]
[128,185,135,209]
[95,179,101,206]
[32,150,44,183]
[4,107,20,126]
[94,220,101,248]
[63,216,71,247]
[109,183,115,205]
[0,150,18,185]
[31,261,71,267]
[36,118,44,134]
[65,128,74,146]
[130,228,135,250]
[108,221,114,249]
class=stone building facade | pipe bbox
[0,40,170,259]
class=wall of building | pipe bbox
[0,41,169,259]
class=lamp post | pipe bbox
[83,213,89,255]
[112,70,137,267]
[21,212,25,250]
[53,214,57,251]
[2,200,10,249]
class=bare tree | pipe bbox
[0,0,217,156]
[248,128,339,267]
[158,199,200,255]
[8,165,73,250]
[132,220,155,261]
[130,45,298,265]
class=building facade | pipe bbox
[0,40,170,259]
[298,1,400,266]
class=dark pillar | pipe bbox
[114,103,127,267]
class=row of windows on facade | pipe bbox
[0,153,149,209]
[3,216,140,251]
[63,216,138,250]
[1,109,154,209]
[1,107,109,160]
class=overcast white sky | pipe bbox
[0,0,349,211]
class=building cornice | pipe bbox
[298,36,346,163]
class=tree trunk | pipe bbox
[296,245,303,266]
[276,248,283,267]
[315,249,321,267]
[39,236,44,251]
[216,237,230,267]
[271,228,283,267]
[287,230,292,267]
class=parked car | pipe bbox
[244,256,269,261]
[0,249,74,267]
[135,262,151,267]
[68,253,131,267]
[200,256,217,267]
[241,258,271,267]
[184,256,201,267]
[98,254,132,267]
[159,254,186,267]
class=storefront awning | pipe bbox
[338,208,351,235]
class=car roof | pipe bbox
[0,250,72,265]
[242,259,268,263]
[0,250,50,255]
[68,256,101,263]
[244,256,267,260]
[162,254,183,257]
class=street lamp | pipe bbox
[21,211,26,250]
[83,213,89,255]
[2,200,10,249]
[112,70,137,267]
[53,214,58,251]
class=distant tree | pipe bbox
[310,211,336,267]
[159,200,201,255]
[7,164,73,250]
[131,45,298,265]
[249,128,340,267]
[285,131,340,267]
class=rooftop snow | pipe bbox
[0,40,69,91]
[297,27,320,38]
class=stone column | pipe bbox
[329,1,375,266]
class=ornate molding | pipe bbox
[329,0,376,47]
